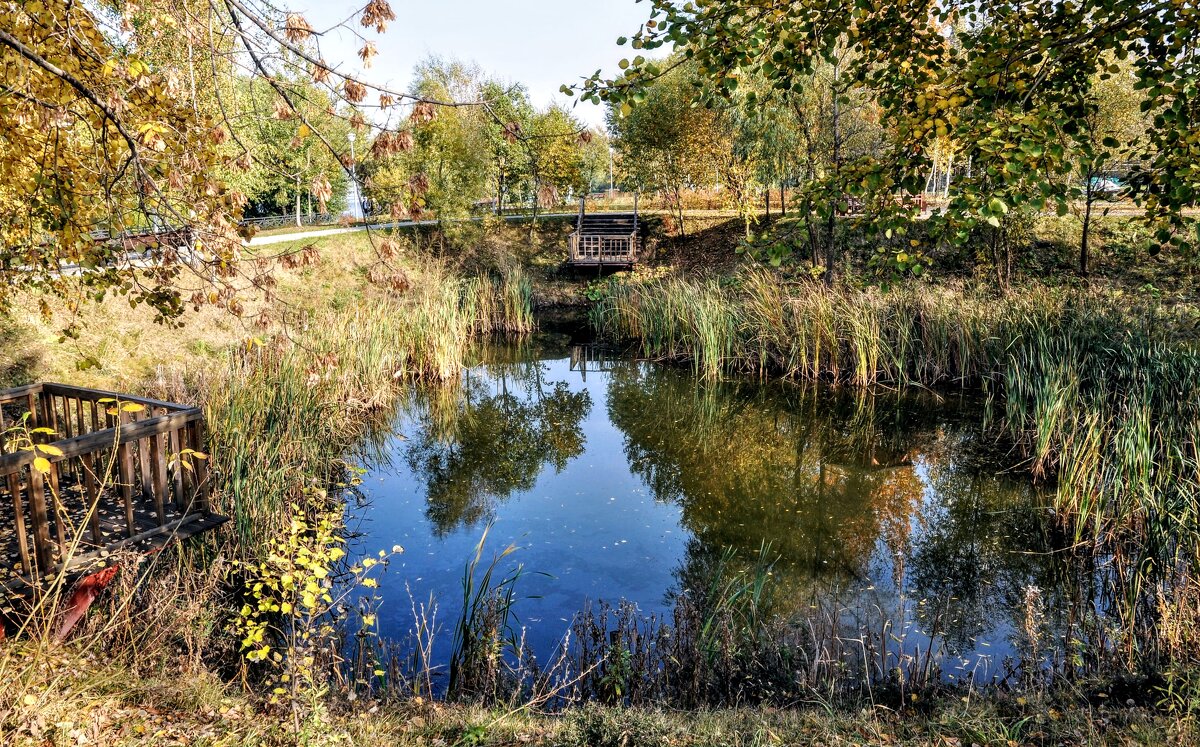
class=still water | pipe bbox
[349,337,1068,683]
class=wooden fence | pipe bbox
[0,383,224,590]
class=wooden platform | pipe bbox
[0,383,226,592]
[568,209,644,268]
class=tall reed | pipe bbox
[207,268,536,550]
[591,272,1200,650]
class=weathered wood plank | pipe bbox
[26,466,53,571]
[7,472,31,575]
[150,432,168,526]
[80,452,102,545]
[0,409,203,474]
[117,442,136,539]
[0,383,42,406]
[42,383,193,413]
[0,383,222,587]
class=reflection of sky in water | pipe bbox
[349,339,1060,683]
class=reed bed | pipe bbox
[207,267,536,549]
[592,272,1200,659]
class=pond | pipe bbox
[348,336,1084,692]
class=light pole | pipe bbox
[609,146,615,201]
[347,132,362,221]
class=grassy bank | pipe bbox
[1,233,540,742]
[3,642,1190,745]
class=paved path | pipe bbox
[248,213,579,247]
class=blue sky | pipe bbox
[294,0,655,127]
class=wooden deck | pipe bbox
[567,203,644,267]
[0,383,226,592]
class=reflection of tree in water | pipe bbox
[606,363,1065,654]
[606,364,937,580]
[404,360,592,535]
[905,443,1053,652]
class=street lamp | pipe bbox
[609,146,615,200]
[347,132,362,221]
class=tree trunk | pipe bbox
[825,61,843,289]
[1080,183,1094,277]
[780,184,786,217]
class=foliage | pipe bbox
[362,58,598,227]
[0,0,489,322]
[233,501,400,721]
[0,1,240,321]
[579,0,1200,280]
[607,60,732,237]
[230,77,353,220]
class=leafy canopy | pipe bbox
[577,0,1199,256]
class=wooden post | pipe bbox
[189,421,211,514]
[169,427,185,511]
[7,472,31,575]
[26,465,53,571]
[46,461,66,553]
[80,452,102,545]
[118,442,136,538]
[150,433,168,526]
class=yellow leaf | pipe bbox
[33,457,51,474]
[121,403,146,413]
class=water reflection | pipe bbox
[355,340,1069,680]
[401,352,592,535]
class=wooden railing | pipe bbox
[568,232,641,265]
[0,384,221,589]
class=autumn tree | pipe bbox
[1070,58,1146,276]
[580,0,1199,286]
[1,0,476,323]
[526,106,593,217]
[608,61,730,238]
[231,76,353,221]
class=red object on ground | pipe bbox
[56,565,121,641]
